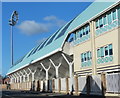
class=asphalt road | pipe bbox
[1,90,105,98]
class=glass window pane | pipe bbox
[77,31,80,39]
[99,17,103,27]
[86,25,90,35]
[96,20,99,29]
[80,29,82,38]
[107,12,112,24]
[101,47,104,57]
[89,52,92,59]
[109,44,113,55]
[81,54,83,62]
[87,52,89,60]
[73,33,76,41]
[88,25,90,32]
[103,16,107,25]
[83,27,86,35]
[97,49,100,58]
[105,46,108,56]
[113,10,117,20]
[118,7,120,19]
[84,53,87,61]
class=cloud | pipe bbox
[44,15,67,27]
[17,15,67,35]
[17,20,51,35]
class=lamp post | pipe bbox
[9,11,18,66]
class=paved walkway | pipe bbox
[1,90,117,98]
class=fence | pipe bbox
[9,73,120,95]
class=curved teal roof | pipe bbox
[7,1,117,75]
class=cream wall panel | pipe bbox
[95,28,119,67]
[73,40,92,72]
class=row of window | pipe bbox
[97,44,113,58]
[81,51,92,63]
[74,24,90,41]
[80,44,113,67]
[96,7,119,29]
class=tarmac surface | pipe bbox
[1,90,109,98]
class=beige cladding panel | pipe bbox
[73,40,92,72]
[95,28,119,66]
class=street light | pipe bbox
[9,11,19,66]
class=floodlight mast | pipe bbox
[9,11,19,66]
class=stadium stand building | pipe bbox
[7,1,120,96]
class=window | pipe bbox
[81,53,84,62]
[84,53,87,61]
[76,30,80,39]
[97,44,113,58]
[81,51,92,67]
[90,52,92,59]
[107,12,112,24]
[96,20,99,29]
[97,49,100,58]
[86,51,92,60]
[103,15,107,25]
[86,25,90,35]
[81,51,91,62]
[73,33,76,41]
[87,52,89,60]
[109,44,113,55]
[105,46,108,56]
[80,29,83,37]
[99,17,103,27]
[101,47,104,57]
[83,27,86,35]
[73,24,90,45]
[112,9,117,20]
[118,7,120,19]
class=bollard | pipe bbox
[101,73,106,96]
[66,77,69,94]
[58,78,61,93]
[75,75,78,95]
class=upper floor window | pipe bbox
[73,24,90,45]
[95,7,119,29]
